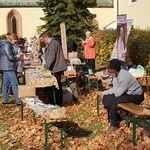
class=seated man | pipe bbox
[101,59,144,133]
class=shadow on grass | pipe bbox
[50,121,92,138]
[63,121,92,138]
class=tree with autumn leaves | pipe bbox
[37,0,98,53]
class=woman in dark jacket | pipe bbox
[0,34,21,105]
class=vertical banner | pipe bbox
[117,14,127,62]
[126,19,133,39]
[60,22,67,59]
[110,19,133,61]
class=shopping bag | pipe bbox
[129,65,144,77]
[68,52,78,60]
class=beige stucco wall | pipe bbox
[0,7,45,40]
[0,7,115,40]
[88,8,115,29]
[118,0,150,29]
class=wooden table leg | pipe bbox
[132,115,137,146]
[21,102,23,121]
[44,119,48,150]
[60,122,63,149]
[145,77,149,93]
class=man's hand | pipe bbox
[111,71,117,78]
[15,54,21,61]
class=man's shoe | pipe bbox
[106,126,119,133]
[2,101,14,104]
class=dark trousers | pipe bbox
[85,59,95,73]
[107,108,119,127]
[53,72,63,106]
[103,93,144,127]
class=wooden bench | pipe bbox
[118,102,150,145]
[42,115,68,150]
[64,70,77,85]
[87,76,99,93]
[83,75,100,93]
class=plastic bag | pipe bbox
[129,65,144,77]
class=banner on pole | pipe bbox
[110,16,133,62]
[117,14,127,62]
[126,19,133,39]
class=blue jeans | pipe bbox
[2,71,21,103]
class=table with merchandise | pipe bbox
[21,98,67,150]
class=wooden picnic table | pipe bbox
[41,115,68,150]
[24,68,58,105]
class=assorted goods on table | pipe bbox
[25,68,58,88]
[25,98,67,120]
[23,52,42,69]
[26,68,51,78]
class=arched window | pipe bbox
[7,9,22,37]
[12,16,17,34]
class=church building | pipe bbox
[0,0,114,40]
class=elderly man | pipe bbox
[101,59,144,133]
[82,31,96,73]
[43,31,67,106]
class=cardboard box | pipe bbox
[64,70,76,77]
[18,85,36,98]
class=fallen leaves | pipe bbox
[0,88,150,149]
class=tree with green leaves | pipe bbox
[37,0,97,54]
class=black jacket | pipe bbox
[67,38,77,52]
[0,39,16,71]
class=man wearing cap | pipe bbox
[82,31,96,73]
[101,59,144,133]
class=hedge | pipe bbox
[94,28,150,70]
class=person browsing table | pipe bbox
[43,31,67,106]
[0,34,22,105]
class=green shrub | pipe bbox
[94,28,150,69]
[127,29,150,67]
[93,29,117,68]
